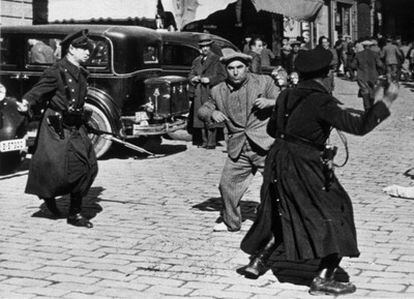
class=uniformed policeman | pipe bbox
[17,29,98,228]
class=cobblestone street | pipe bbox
[1,78,414,298]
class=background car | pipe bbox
[0,24,189,163]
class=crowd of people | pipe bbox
[18,29,401,297]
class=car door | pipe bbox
[0,34,25,101]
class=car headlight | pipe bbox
[0,84,6,102]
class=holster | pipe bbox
[47,114,65,139]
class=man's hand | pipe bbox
[16,99,29,113]
[253,98,275,110]
[200,77,210,84]
[190,76,201,84]
[374,81,399,108]
[211,110,229,123]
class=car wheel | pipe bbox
[85,103,112,159]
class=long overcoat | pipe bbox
[24,57,98,198]
[241,80,390,261]
[188,52,226,128]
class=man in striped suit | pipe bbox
[198,49,280,232]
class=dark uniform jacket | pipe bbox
[198,73,279,160]
[188,52,226,129]
[24,57,98,198]
[241,79,390,261]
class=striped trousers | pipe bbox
[219,139,267,231]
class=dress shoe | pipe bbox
[244,256,268,279]
[67,213,93,228]
[309,276,356,296]
[44,198,62,218]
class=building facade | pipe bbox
[0,0,33,25]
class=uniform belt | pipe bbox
[276,132,324,151]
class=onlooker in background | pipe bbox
[188,35,227,149]
[260,41,275,67]
[334,35,346,75]
[247,37,264,74]
[242,35,252,54]
[28,39,56,64]
[283,41,301,74]
[381,37,404,81]
[316,36,338,93]
[351,39,383,110]
[280,37,292,69]
[344,35,356,80]
[198,49,280,232]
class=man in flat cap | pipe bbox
[188,34,226,149]
[240,47,399,295]
[351,39,383,110]
[17,29,98,228]
[198,48,280,232]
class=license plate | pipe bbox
[0,138,26,152]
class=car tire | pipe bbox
[85,103,112,159]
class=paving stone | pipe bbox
[0,78,413,297]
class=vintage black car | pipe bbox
[0,24,189,160]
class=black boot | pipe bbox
[67,213,93,228]
[309,266,356,296]
[43,198,62,218]
[309,274,356,295]
[67,195,93,228]
[244,236,276,279]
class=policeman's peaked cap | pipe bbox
[61,29,94,52]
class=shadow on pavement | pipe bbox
[101,136,187,160]
[32,186,104,220]
[192,197,259,222]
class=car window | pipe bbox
[87,38,109,68]
[26,38,59,65]
[163,44,199,66]
[143,45,159,64]
[0,36,18,66]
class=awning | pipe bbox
[161,0,237,29]
[48,0,158,22]
[251,0,324,22]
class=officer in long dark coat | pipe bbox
[188,35,226,148]
[240,47,399,295]
[17,30,98,228]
